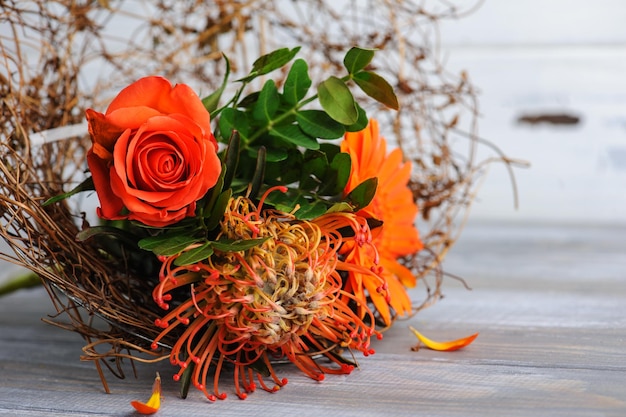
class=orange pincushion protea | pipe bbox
[340,119,424,325]
[150,190,380,401]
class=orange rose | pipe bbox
[86,76,220,227]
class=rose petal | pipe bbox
[107,76,173,115]
[86,149,125,220]
[134,135,186,191]
[109,170,175,212]
[107,106,162,130]
[130,372,161,415]
[85,109,125,156]
[409,326,478,351]
[167,83,212,142]
[106,76,213,147]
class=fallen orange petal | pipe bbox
[409,326,478,351]
[131,372,161,415]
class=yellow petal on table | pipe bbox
[131,372,161,415]
[409,326,478,351]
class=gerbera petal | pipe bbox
[362,270,391,326]
[381,258,417,288]
[382,271,413,317]
[409,326,478,351]
[130,372,161,415]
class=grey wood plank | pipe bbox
[0,221,625,416]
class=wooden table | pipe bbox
[1,221,624,416]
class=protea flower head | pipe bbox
[150,188,381,400]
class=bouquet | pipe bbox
[43,46,448,401]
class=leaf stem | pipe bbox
[0,271,41,296]
[246,93,318,145]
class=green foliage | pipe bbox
[343,47,376,74]
[42,177,94,206]
[138,232,270,264]
[222,131,241,190]
[237,47,301,82]
[203,188,231,231]
[296,110,345,139]
[346,177,378,211]
[206,46,397,220]
[174,243,214,266]
[317,76,358,125]
[202,54,230,115]
[353,71,399,110]
[211,237,270,252]
[283,59,311,105]
[138,233,203,256]
[253,80,280,122]
[248,146,266,200]
[269,125,319,150]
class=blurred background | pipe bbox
[438,0,626,224]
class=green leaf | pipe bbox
[249,146,266,200]
[223,131,240,191]
[319,143,341,161]
[75,225,138,247]
[326,201,353,214]
[203,54,230,115]
[253,80,279,122]
[283,59,311,105]
[317,76,358,125]
[200,165,225,217]
[367,217,384,230]
[249,357,271,377]
[43,176,94,206]
[237,91,260,109]
[205,188,232,231]
[332,152,352,191]
[263,189,326,220]
[212,237,270,252]
[218,108,249,142]
[264,189,300,212]
[320,152,351,195]
[269,125,319,150]
[179,361,195,399]
[346,177,378,210]
[293,201,327,220]
[296,110,345,139]
[302,150,328,181]
[138,234,202,256]
[264,148,302,185]
[239,47,301,82]
[174,242,214,266]
[343,47,376,74]
[299,151,327,191]
[353,71,399,110]
[76,226,117,242]
[345,102,369,132]
[252,146,288,162]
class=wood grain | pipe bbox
[1,221,624,416]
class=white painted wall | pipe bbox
[438,1,626,224]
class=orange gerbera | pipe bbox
[340,119,423,324]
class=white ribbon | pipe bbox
[28,122,89,147]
